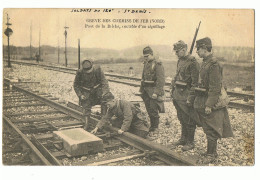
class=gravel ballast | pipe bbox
[3,63,254,166]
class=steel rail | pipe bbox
[8,60,254,99]
[228,102,254,112]
[107,125,197,166]
[5,81,196,166]
[6,84,84,121]
[3,115,52,165]
[31,135,62,165]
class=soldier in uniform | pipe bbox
[74,59,114,130]
[171,40,200,151]
[194,37,233,163]
[91,99,150,138]
[139,46,165,132]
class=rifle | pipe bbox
[189,21,201,55]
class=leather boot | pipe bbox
[182,127,195,151]
[149,117,159,132]
[173,125,187,146]
[202,139,218,164]
[83,116,90,131]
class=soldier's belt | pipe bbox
[142,80,155,84]
[175,81,187,88]
[195,87,207,95]
[81,84,100,91]
[142,80,155,86]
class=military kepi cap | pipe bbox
[102,92,115,103]
[196,37,212,49]
[143,46,153,56]
[173,40,187,51]
[82,59,93,65]
[82,59,93,70]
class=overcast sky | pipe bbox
[2,9,254,50]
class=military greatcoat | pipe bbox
[194,54,233,138]
[172,55,199,108]
[139,59,165,112]
[73,65,113,115]
[140,59,165,97]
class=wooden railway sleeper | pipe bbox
[43,139,64,151]
[58,124,83,130]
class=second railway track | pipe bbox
[6,60,255,112]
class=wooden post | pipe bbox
[78,39,80,69]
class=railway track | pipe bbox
[6,60,254,112]
[3,79,197,166]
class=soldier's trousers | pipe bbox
[197,111,219,154]
[81,92,107,117]
[173,100,196,143]
[198,112,219,142]
[82,101,107,116]
[141,91,160,129]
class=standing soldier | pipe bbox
[91,99,150,138]
[74,59,114,130]
[171,40,200,151]
[139,46,165,132]
[194,37,233,163]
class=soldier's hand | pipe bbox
[81,95,87,100]
[151,93,158,99]
[118,129,124,134]
[205,107,212,114]
[91,127,98,134]
[186,100,192,107]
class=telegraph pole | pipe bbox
[4,13,13,68]
[58,38,60,64]
[64,25,69,67]
[30,21,32,60]
[38,27,41,63]
[78,39,80,69]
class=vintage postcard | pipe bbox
[2,8,255,168]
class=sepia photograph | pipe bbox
[1,7,255,169]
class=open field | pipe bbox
[22,47,254,91]
[4,57,255,91]
[4,44,255,92]
[98,62,254,91]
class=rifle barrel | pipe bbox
[189,21,201,54]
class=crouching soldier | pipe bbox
[74,59,114,130]
[171,40,200,151]
[91,99,150,138]
[140,46,165,132]
[194,37,233,164]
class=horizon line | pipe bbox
[2,44,255,50]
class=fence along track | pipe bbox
[3,80,197,166]
[8,60,254,112]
